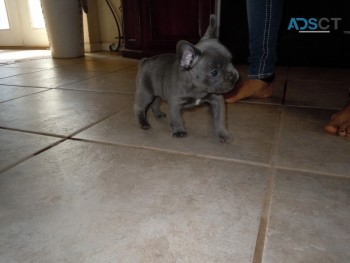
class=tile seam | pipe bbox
[274,165,350,180]
[252,99,285,263]
[0,138,66,174]
[70,137,272,168]
[0,126,66,138]
[252,168,275,263]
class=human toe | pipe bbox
[337,122,350,137]
[324,117,339,134]
[325,123,338,134]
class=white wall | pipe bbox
[83,0,123,52]
[96,0,123,51]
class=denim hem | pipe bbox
[248,72,275,80]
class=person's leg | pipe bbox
[325,100,350,137]
[247,0,283,80]
[225,0,283,103]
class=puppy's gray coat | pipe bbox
[134,15,239,143]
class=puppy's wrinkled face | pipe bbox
[177,39,239,94]
[194,45,239,94]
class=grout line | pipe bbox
[252,168,275,263]
[1,84,49,91]
[0,83,51,89]
[0,89,51,103]
[252,104,284,263]
[66,111,123,139]
[0,109,126,142]
[1,71,111,90]
[0,109,126,174]
[51,72,112,89]
[273,165,350,180]
[281,79,288,105]
[0,126,67,139]
[0,68,48,79]
[281,66,290,105]
[70,136,272,168]
[0,83,135,97]
[0,83,48,88]
[283,104,342,111]
[252,101,349,262]
[270,105,285,166]
[32,138,67,156]
[236,100,283,107]
[71,135,350,180]
[0,138,66,174]
[53,86,135,95]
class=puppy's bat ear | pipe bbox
[176,40,201,70]
[201,14,217,40]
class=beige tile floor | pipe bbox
[0,51,350,263]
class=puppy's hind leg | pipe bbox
[151,97,166,119]
[133,89,154,130]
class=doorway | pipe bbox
[0,0,49,47]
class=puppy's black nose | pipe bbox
[224,69,239,83]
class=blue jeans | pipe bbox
[246,0,283,81]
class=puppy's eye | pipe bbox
[210,69,220,77]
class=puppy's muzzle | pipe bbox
[220,69,239,93]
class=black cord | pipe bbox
[105,0,123,51]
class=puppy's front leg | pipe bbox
[169,104,187,138]
[208,94,232,143]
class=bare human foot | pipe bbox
[224,79,273,103]
[325,101,350,137]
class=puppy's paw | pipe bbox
[156,112,167,119]
[141,123,151,130]
[172,131,188,138]
[218,133,232,143]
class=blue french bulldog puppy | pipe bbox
[134,15,239,143]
